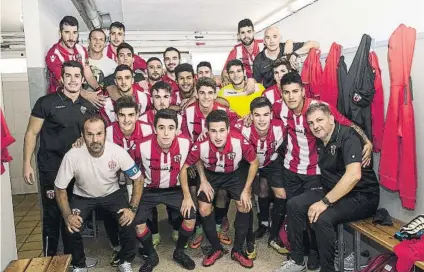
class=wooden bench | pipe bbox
[337,218,424,271]
[4,255,71,272]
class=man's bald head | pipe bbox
[264,26,281,52]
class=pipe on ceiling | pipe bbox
[70,0,111,30]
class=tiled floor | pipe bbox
[12,194,43,259]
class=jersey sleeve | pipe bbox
[54,152,76,189]
[241,139,257,163]
[328,103,352,126]
[228,110,240,127]
[223,48,237,73]
[31,97,49,119]
[293,42,305,51]
[45,51,63,85]
[117,145,142,180]
[272,101,283,120]
[342,131,363,166]
[133,55,147,71]
[180,113,191,139]
[185,142,201,166]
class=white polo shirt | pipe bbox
[55,141,141,198]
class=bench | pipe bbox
[4,255,71,272]
[337,218,424,271]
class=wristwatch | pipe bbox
[129,205,138,213]
[322,196,333,207]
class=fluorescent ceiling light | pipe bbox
[256,7,291,31]
[290,0,316,11]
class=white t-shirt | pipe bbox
[89,57,117,81]
[55,141,141,198]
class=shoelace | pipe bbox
[280,259,296,267]
[345,252,355,262]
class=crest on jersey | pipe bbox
[50,55,56,62]
[46,190,55,199]
[75,53,82,62]
[330,145,336,156]
[353,93,362,102]
[173,154,182,163]
[108,160,117,170]
[227,152,236,160]
[270,140,277,149]
[80,106,87,115]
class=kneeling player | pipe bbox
[134,109,197,271]
[180,110,259,268]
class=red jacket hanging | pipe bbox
[301,48,322,99]
[319,42,342,107]
[379,24,417,209]
[369,51,385,152]
[1,109,15,174]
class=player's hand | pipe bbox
[117,208,135,226]
[245,78,256,95]
[188,166,197,179]
[181,196,196,218]
[197,128,208,141]
[83,91,106,109]
[240,189,252,211]
[197,180,214,202]
[362,141,373,167]
[289,54,299,70]
[308,200,328,224]
[72,137,84,148]
[180,96,197,111]
[66,214,83,233]
[243,114,252,127]
[23,164,36,185]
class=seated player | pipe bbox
[100,65,151,125]
[274,102,379,272]
[134,109,197,271]
[180,110,259,268]
[55,115,143,272]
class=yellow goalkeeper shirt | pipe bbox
[217,83,265,117]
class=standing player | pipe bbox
[23,61,96,257]
[180,110,259,268]
[45,16,104,108]
[104,21,147,72]
[138,57,165,94]
[162,47,181,90]
[134,109,197,271]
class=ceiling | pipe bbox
[2,0,291,33]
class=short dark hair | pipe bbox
[163,47,181,60]
[88,28,106,41]
[61,61,84,78]
[147,57,162,66]
[59,16,79,31]
[281,71,303,87]
[175,63,194,79]
[114,96,139,115]
[272,58,292,71]
[196,77,217,93]
[109,21,125,32]
[226,59,244,73]
[154,109,179,129]
[250,97,273,112]
[206,110,230,129]
[197,61,212,72]
[238,18,254,32]
[114,64,133,76]
[82,115,107,134]
[151,81,172,95]
[117,42,134,56]
[306,102,331,117]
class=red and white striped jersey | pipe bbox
[138,134,191,188]
[224,39,265,78]
[162,74,180,93]
[186,130,257,173]
[181,102,239,142]
[234,119,286,168]
[106,120,154,164]
[273,97,352,175]
[100,85,151,125]
[45,41,88,93]
[103,44,147,71]
[262,84,281,104]
[171,90,182,106]
[139,109,183,130]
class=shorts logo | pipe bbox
[353,93,362,102]
[173,154,182,163]
[50,55,56,62]
[46,190,55,199]
[108,160,117,170]
[330,145,336,156]
[227,152,236,160]
[80,106,87,115]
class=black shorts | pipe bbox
[198,167,245,204]
[188,169,199,187]
[259,156,284,188]
[134,187,196,224]
[283,167,323,200]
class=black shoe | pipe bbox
[109,250,120,267]
[139,251,159,272]
[173,249,196,270]
[307,249,320,271]
[254,224,268,239]
[138,246,147,257]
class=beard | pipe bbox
[149,73,161,81]
[241,37,254,46]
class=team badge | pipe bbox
[46,190,55,199]
[75,54,82,62]
[108,160,117,170]
[50,55,56,62]
[270,140,277,149]
[80,106,87,115]
[227,152,236,160]
[173,154,182,163]
[330,145,336,156]
[353,93,362,102]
